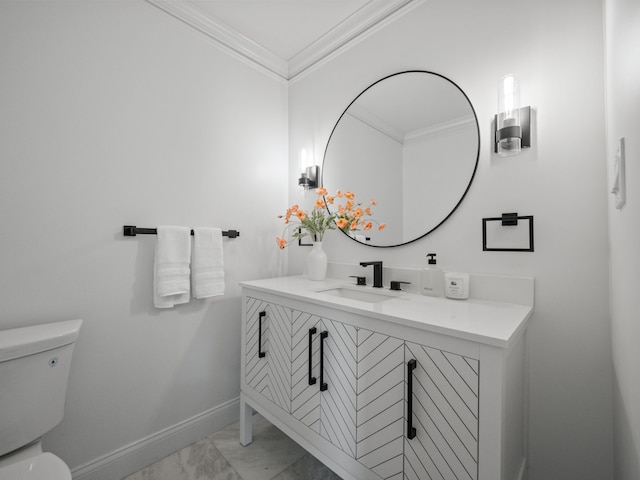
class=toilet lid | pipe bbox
[0,453,71,480]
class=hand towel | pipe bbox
[154,226,191,308]
[191,227,225,298]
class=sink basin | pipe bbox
[318,287,398,303]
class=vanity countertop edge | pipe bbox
[240,275,533,349]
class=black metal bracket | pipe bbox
[297,228,313,246]
[123,225,239,238]
[501,212,519,226]
[494,106,531,153]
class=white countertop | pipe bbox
[240,276,533,349]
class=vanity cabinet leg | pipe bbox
[239,396,253,446]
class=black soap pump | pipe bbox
[420,253,444,297]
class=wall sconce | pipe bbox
[494,74,531,156]
[297,149,318,190]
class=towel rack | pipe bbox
[123,225,240,238]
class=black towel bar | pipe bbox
[123,225,240,238]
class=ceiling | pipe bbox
[145,0,423,81]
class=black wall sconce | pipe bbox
[494,74,531,156]
[297,148,318,190]
[298,165,319,190]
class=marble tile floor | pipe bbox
[123,416,344,480]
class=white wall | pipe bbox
[604,0,640,478]
[289,0,613,479]
[0,1,288,477]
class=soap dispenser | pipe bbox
[420,253,444,297]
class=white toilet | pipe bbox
[0,319,83,480]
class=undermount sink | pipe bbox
[317,286,399,303]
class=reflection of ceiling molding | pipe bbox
[348,108,476,146]
[404,116,476,144]
[347,107,405,144]
[144,0,425,82]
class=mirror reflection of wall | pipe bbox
[322,71,480,247]
[323,113,402,245]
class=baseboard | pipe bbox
[71,397,240,480]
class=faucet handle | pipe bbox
[349,275,367,286]
[390,281,411,291]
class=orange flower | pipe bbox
[378,223,386,231]
[277,189,383,249]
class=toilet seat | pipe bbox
[0,452,71,480]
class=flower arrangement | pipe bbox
[276,187,386,249]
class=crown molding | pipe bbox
[145,0,425,82]
[145,0,289,79]
[287,0,424,80]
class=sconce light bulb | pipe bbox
[496,74,522,156]
[499,74,520,116]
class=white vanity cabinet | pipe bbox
[240,278,531,480]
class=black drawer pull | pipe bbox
[407,359,417,439]
[308,327,317,385]
[320,331,328,391]
[258,311,266,358]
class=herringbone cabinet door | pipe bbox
[319,318,358,457]
[356,329,405,480]
[245,297,291,413]
[291,311,322,432]
[404,342,479,480]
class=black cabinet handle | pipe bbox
[308,327,317,385]
[320,331,328,391]
[258,311,266,358]
[407,359,417,439]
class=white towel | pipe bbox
[191,227,225,299]
[154,226,191,308]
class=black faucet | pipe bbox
[360,261,383,288]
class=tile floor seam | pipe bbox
[123,417,343,480]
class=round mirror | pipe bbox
[322,71,480,247]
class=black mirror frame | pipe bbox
[321,70,481,248]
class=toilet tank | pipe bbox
[0,319,82,457]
